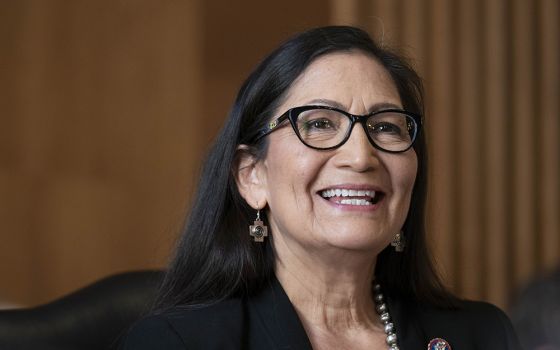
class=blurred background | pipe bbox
[0,0,558,311]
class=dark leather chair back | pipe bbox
[0,270,163,350]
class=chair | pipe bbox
[0,270,163,350]
[510,269,560,349]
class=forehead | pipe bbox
[280,51,401,111]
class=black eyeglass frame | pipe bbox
[254,105,423,153]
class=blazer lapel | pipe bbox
[248,277,313,350]
[388,296,427,348]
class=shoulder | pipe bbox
[421,299,507,321]
[121,298,245,350]
[122,313,185,349]
[418,300,522,349]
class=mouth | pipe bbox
[319,187,385,206]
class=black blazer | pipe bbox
[122,277,522,349]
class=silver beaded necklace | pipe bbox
[373,283,400,350]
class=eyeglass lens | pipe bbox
[295,108,416,152]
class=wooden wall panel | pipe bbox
[482,0,510,305]
[370,0,400,46]
[424,0,457,287]
[329,0,360,26]
[511,0,537,288]
[202,0,330,143]
[0,0,330,307]
[456,0,483,299]
[400,0,428,75]
[538,0,560,272]
[0,0,203,306]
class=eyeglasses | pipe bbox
[254,105,422,153]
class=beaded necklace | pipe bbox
[373,283,400,350]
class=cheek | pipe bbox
[266,136,317,178]
[391,152,418,197]
[263,143,323,202]
[404,157,418,192]
[262,147,326,237]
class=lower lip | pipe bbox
[318,195,384,212]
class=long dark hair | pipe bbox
[155,26,455,311]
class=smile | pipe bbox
[319,188,384,206]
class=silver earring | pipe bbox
[249,208,268,242]
[391,231,405,252]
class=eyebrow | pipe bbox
[305,98,403,112]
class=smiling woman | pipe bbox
[122,26,521,350]
[237,52,418,264]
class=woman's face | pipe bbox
[259,51,417,255]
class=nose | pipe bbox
[333,123,381,172]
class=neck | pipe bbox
[274,242,380,333]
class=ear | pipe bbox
[233,145,267,209]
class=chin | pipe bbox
[321,229,390,254]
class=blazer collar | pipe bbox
[387,295,427,347]
[249,276,425,349]
[248,276,313,349]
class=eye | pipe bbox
[369,122,402,135]
[305,118,335,130]
[298,109,344,135]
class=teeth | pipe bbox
[339,198,372,205]
[320,189,376,198]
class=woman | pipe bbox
[123,26,521,349]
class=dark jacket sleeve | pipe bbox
[120,300,245,350]
[121,314,186,350]
[475,302,522,349]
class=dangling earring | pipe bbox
[249,207,268,242]
[391,230,405,252]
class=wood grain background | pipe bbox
[1,0,558,309]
